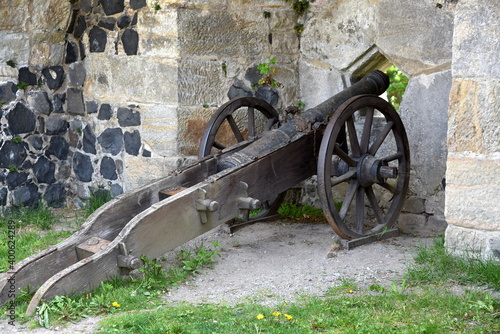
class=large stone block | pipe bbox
[0,32,30,67]
[377,0,453,75]
[298,59,344,109]
[136,9,179,58]
[140,104,178,157]
[399,70,451,196]
[447,80,500,154]
[301,0,377,70]
[177,9,268,57]
[445,153,500,232]
[178,59,227,106]
[122,156,183,191]
[85,55,178,104]
[30,0,72,34]
[445,225,500,261]
[452,1,500,79]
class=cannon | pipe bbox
[0,70,409,315]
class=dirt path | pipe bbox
[1,220,432,333]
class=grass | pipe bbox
[2,200,499,333]
[83,188,113,219]
[277,203,324,221]
[405,236,500,291]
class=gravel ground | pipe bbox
[1,219,433,333]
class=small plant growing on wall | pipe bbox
[257,58,282,88]
[385,66,409,111]
[6,60,16,68]
[17,81,28,90]
[284,0,316,15]
[12,137,22,143]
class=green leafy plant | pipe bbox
[221,62,227,77]
[296,100,305,110]
[6,60,16,68]
[17,81,28,90]
[0,99,6,107]
[284,0,315,15]
[153,3,161,11]
[385,65,409,111]
[263,11,271,19]
[7,165,18,173]
[277,203,324,219]
[83,187,112,218]
[294,23,304,35]
[12,136,22,144]
[257,58,282,88]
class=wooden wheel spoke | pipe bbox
[382,152,403,163]
[334,144,357,166]
[369,121,394,155]
[346,116,361,157]
[366,186,385,225]
[331,170,356,186]
[360,107,374,154]
[248,107,255,138]
[227,115,245,142]
[356,187,365,234]
[378,182,400,195]
[339,180,358,219]
[213,141,225,150]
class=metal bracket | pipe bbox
[340,228,400,250]
[237,182,261,221]
[117,242,141,270]
[196,188,219,224]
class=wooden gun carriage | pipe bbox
[0,70,409,315]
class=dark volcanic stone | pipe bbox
[255,86,279,106]
[54,93,66,113]
[98,128,123,155]
[7,103,36,134]
[131,12,138,26]
[89,26,107,53]
[0,188,7,206]
[124,130,141,155]
[79,40,86,60]
[130,0,146,10]
[98,103,112,120]
[44,183,66,208]
[0,82,18,104]
[46,136,69,160]
[33,156,56,184]
[86,100,98,114]
[42,66,65,90]
[45,116,68,135]
[117,14,130,29]
[82,125,97,154]
[110,183,123,197]
[100,156,117,180]
[121,29,138,55]
[67,88,85,115]
[142,149,151,157]
[73,152,93,182]
[68,62,86,87]
[117,107,140,126]
[29,91,53,115]
[12,184,40,208]
[29,136,44,151]
[18,67,37,86]
[245,65,261,85]
[74,15,87,38]
[228,79,253,100]
[80,0,92,12]
[98,17,116,30]
[100,0,125,15]
[65,40,78,64]
[0,141,27,168]
[6,172,28,190]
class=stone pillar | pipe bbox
[444,0,500,260]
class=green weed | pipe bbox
[83,188,112,219]
[405,236,500,290]
[277,203,324,220]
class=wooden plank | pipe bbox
[340,228,400,250]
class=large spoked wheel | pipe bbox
[199,97,285,220]
[317,95,410,239]
[198,97,280,158]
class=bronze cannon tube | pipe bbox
[218,70,390,170]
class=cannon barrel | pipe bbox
[218,70,390,170]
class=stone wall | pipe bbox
[444,0,500,260]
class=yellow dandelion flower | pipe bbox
[349,290,353,294]
[256,314,265,320]
[111,302,120,308]
[272,312,281,316]
[284,314,293,320]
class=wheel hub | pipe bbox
[357,154,397,187]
